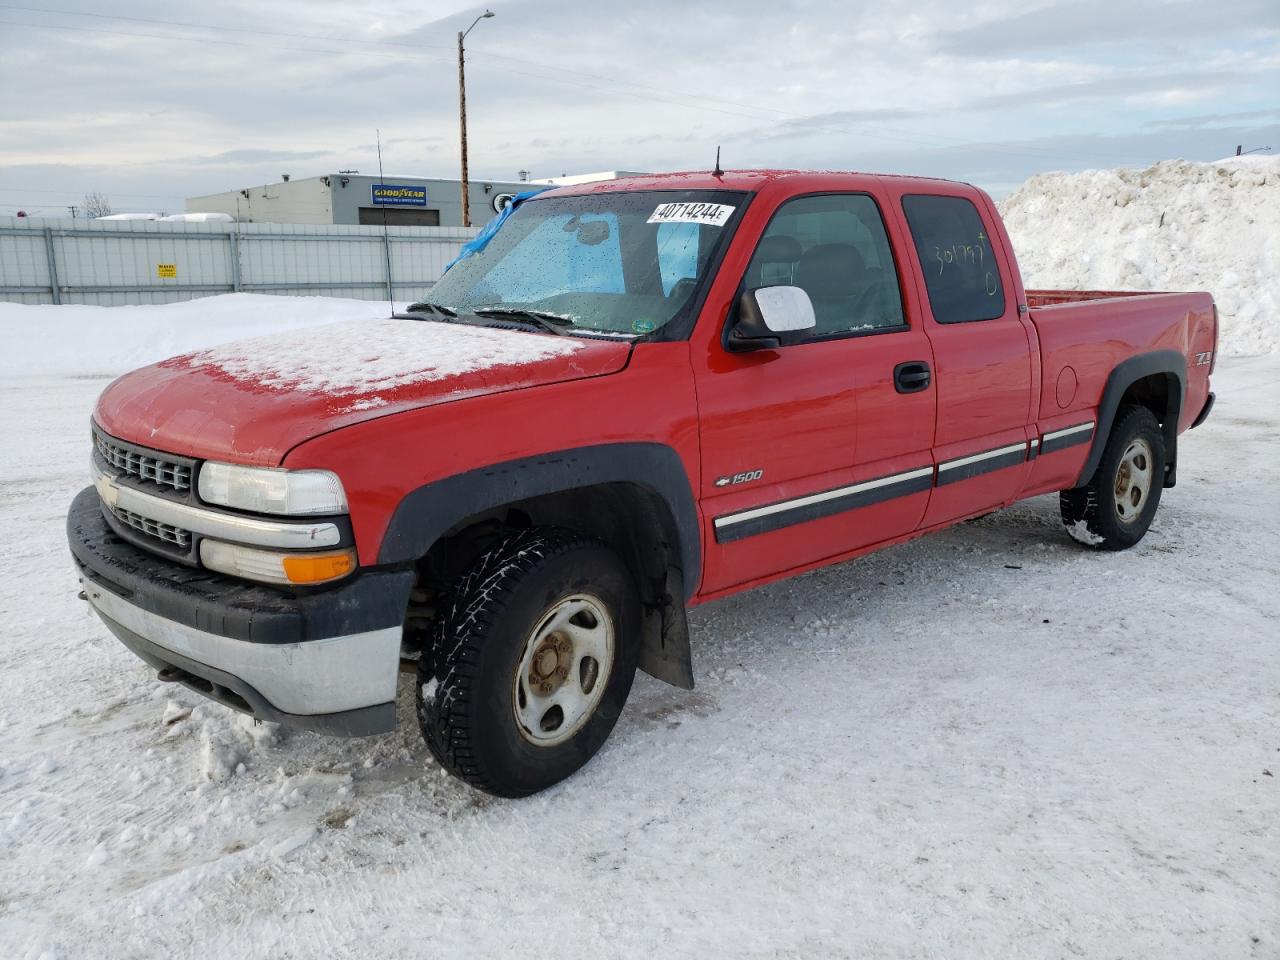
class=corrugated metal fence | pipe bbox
[0,218,479,306]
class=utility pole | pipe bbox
[66,205,78,219]
[457,9,495,228]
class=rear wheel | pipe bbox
[416,526,640,797]
[1060,405,1165,550]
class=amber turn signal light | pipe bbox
[282,550,356,584]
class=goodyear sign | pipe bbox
[371,183,428,207]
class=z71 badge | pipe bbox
[714,469,764,488]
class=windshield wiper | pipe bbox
[401,301,458,320]
[470,307,574,336]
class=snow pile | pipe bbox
[179,317,584,395]
[0,294,389,378]
[999,157,1280,357]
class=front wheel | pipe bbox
[1060,405,1165,551]
[416,527,640,797]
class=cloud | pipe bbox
[177,148,337,166]
[964,69,1253,111]
[1,0,1277,214]
[1141,107,1280,130]
[930,0,1280,57]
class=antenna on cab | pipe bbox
[376,128,394,317]
[712,145,723,178]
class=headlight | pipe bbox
[198,462,347,516]
[200,540,356,586]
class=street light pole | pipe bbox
[458,9,495,229]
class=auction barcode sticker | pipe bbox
[646,202,736,226]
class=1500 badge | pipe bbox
[714,469,764,488]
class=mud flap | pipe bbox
[638,567,694,689]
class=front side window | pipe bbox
[901,194,1005,324]
[741,193,906,341]
[429,190,744,337]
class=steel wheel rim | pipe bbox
[1113,437,1154,525]
[512,594,614,747]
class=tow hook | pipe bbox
[77,590,88,601]
[157,666,183,683]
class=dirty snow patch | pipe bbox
[178,317,585,395]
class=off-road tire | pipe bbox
[1060,405,1165,551]
[416,526,641,797]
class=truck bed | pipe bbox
[1026,289,1216,440]
[1026,289,1178,308]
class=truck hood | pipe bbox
[94,317,632,465]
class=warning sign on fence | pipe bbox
[156,263,177,278]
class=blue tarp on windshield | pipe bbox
[444,189,547,273]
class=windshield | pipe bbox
[426,190,746,337]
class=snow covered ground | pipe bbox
[0,295,1277,957]
[0,294,389,379]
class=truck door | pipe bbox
[897,191,1035,527]
[696,191,936,594]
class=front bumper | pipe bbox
[68,486,415,736]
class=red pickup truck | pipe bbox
[69,170,1217,796]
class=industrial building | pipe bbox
[186,173,538,227]
[531,170,647,186]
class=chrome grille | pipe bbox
[94,433,192,492]
[110,505,192,549]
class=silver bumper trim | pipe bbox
[82,579,400,716]
[92,460,342,550]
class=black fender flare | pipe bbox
[1076,350,1186,488]
[377,442,701,601]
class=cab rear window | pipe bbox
[902,195,1004,324]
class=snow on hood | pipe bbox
[173,317,586,395]
[95,316,630,465]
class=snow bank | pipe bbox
[181,317,584,395]
[0,294,390,378]
[999,157,1280,357]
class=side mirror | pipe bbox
[728,285,817,351]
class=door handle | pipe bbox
[894,360,931,394]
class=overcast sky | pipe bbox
[1,0,1276,215]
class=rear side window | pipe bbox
[742,193,905,341]
[902,194,1004,324]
